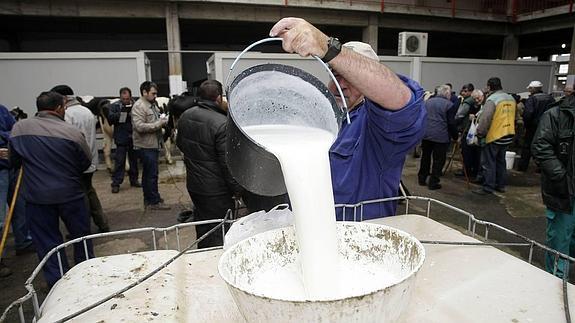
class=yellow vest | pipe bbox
[486,91,516,144]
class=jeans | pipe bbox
[418,140,449,187]
[545,206,575,278]
[517,127,535,171]
[27,197,94,287]
[112,144,139,187]
[480,143,508,192]
[80,172,109,231]
[189,192,233,249]
[138,148,161,205]
[0,169,9,228]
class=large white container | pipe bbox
[218,222,425,322]
[506,151,517,170]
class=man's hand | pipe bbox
[269,17,329,58]
[0,148,8,160]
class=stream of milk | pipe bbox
[242,125,340,300]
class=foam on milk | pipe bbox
[243,124,339,299]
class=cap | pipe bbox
[527,81,543,88]
[342,41,379,61]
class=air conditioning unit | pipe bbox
[398,32,428,57]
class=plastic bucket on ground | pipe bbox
[506,151,517,170]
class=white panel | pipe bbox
[0,53,143,116]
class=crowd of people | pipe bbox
[0,16,574,287]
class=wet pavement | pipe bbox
[0,152,549,320]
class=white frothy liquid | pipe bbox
[243,125,340,300]
[243,124,399,301]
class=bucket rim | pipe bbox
[217,221,426,303]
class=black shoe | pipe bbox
[454,170,465,177]
[428,184,442,190]
[98,227,110,233]
[418,178,427,186]
[130,182,142,188]
[494,187,506,193]
[111,186,119,194]
[471,177,484,184]
[472,188,492,196]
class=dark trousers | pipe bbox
[481,143,508,192]
[189,192,233,249]
[461,138,482,178]
[80,172,108,231]
[418,140,449,187]
[138,148,161,205]
[112,143,139,187]
[517,127,535,172]
[8,168,32,250]
[27,198,94,287]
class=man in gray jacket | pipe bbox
[132,81,170,210]
[418,85,457,190]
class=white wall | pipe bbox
[0,52,148,115]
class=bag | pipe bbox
[466,120,479,146]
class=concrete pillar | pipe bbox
[501,34,519,60]
[569,24,575,75]
[166,2,184,96]
[362,14,378,53]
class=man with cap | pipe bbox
[51,85,109,232]
[270,17,426,219]
[518,80,555,172]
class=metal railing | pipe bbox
[2,195,573,322]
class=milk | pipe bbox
[243,125,339,300]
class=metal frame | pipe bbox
[2,196,573,322]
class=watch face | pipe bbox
[406,35,419,52]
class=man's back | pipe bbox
[423,96,454,143]
[65,102,98,171]
[524,92,555,127]
[176,100,237,196]
[10,112,92,204]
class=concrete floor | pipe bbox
[0,154,548,320]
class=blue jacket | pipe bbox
[330,75,426,220]
[423,95,457,143]
[0,104,15,170]
[10,111,92,204]
[108,100,134,146]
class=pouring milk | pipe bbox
[243,124,339,300]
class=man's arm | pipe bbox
[532,111,565,181]
[108,102,121,125]
[476,101,495,137]
[523,96,535,126]
[215,123,243,195]
[269,17,411,110]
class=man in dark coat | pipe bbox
[176,80,242,248]
[532,91,575,278]
[519,81,555,172]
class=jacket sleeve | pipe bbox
[108,102,121,125]
[476,101,495,137]
[132,102,164,134]
[447,103,459,140]
[532,110,565,181]
[455,101,470,124]
[8,139,21,170]
[215,123,243,195]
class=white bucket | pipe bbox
[218,222,425,322]
[505,151,517,170]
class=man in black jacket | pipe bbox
[108,87,140,193]
[176,80,242,248]
[532,91,575,278]
[519,81,555,172]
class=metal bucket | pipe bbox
[225,39,345,197]
[218,222,425,322]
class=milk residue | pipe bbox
[243,125,339,300]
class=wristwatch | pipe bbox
[322,37,342,63]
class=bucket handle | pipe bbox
[225,37,351,124]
